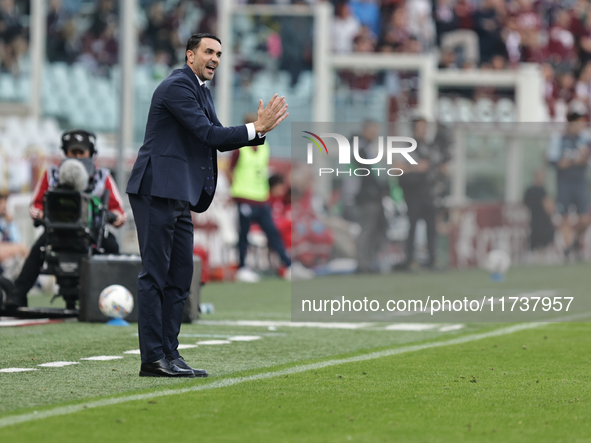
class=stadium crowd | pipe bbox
[3,0,591,119]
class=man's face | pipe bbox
[363,123,379,141]
[567,117,587,135]
[414,120,427,139]
[67,148,91,159]
[187,38,222,82]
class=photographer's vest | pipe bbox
[230,142,270,203]
[47,165,111,197]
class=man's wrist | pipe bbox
[253,121,264,134]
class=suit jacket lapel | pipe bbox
[181,64,212,120]
[197,85,212,120]
[203,87,218,123]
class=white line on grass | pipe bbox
[0,322,544,429]
[197,320,374,329]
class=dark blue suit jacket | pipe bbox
[126,64,265,213]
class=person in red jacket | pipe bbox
[3,129,126,312]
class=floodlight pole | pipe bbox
[30,0,45,120]
[117,0,137,194]
[217,0,233,125]
[313,2,333,122]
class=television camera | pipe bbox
[40,159,117,310]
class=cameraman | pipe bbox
[3,129,126,311]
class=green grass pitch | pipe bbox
[1,264,591,442]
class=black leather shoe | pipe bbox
[167,355,208,377]
[140,357,195,377]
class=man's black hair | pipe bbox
[567,111,587,122]
[185,33,221,62]
[268,174,285,189]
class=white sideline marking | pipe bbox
[198,320,373,329]
[37,362,79,368]
[80,356,123,361]
[0,319,54,327]
[385,323,438,331]
[0,322,544,428]
[196,340,231,345]
[177,344,198,350]
[439,324,465,332]
[123,350,140,355]
[228,336,261,341]
[0,368,37,373]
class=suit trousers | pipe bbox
[129,193,194,364]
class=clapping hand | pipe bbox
[254,94,289,134]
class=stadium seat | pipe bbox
[0,74,17,102]
[42,90,62,117]
[14,76,30,102]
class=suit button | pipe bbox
[201,166,205,170]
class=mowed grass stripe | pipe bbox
[0,322,542,429]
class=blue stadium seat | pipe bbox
[0,74,17,102]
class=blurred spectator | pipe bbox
[438,48,459,69]
[396,119,450,270]
[437,0,479,66]
[290,164,334,269]
[547,110,591,261]
[354,25,377,52]
[514,0,543,34]
[46,0,78,63]
[574,61,591,109]
[350,0,380,37]
[268,174,291,251]
[542,63,557,119]
[142,1,176,66]
[0,0,27,75]
[474,0,505,64]
[453,0,474,30]
[87,0,117,39]
[195,0,216,35]
[520,24,547,64]
[434,0,458,45]
[228,114,293,283]
[169,2,191,52]
[523,169,555,260]
[489,53,507,70]
[579,13,591,66]
[0,192,27,276]
[332,1,361,53]
[547,9,576,67]
[380,5,410,52]
[352,121,390,273]
[279,15,313,88]
[554,69,576,121]
[503,14,521,66]
[406,0,435,51]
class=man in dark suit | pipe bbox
[126,33,288,378]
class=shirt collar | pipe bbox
[195,74,206,87]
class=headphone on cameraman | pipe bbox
[60,129,97,156]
